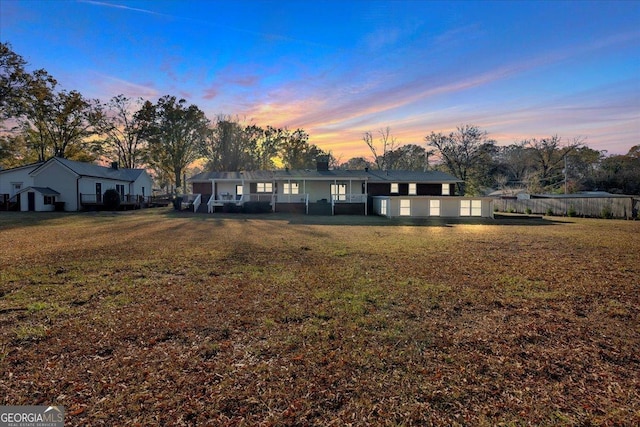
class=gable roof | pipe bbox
[17,186,60,196]
[31,157,146,182]
[0,162,44,174]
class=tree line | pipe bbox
[357,125,639,196]
[2,42,638,196]
[0,43,329,191]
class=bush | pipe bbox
[601,206,613,219]
[103,189,121,210]
[567,205,576,217]
[546,208,554,216]
[242,201,271,213]
[525,208,532,215]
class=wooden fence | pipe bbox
[494,197,639,219]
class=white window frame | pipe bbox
[330,184,346,201]
[442,183,450,195]
[257,182,273,193]
[400,199,411,216]
[408,183,417,195]
[390,183,399,193]
[429,199,440,216]
[460,199,482,217]
[380,199,388,216]
[11,183,22,197]
[471,200,482,216]
[283,182,299,195]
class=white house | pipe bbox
[1,158,153,212]
[0,162,44,210]
[188,160,494,218]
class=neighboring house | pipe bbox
[189,160,495,218]
[0,162,44,210]
[0,158,153,212]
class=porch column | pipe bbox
[349,179,352,203]
[214,179,216,213]
[365,179,368,215]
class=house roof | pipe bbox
[0,162,44,174]
[189,170,276,181]
[190,168,461,183]
[17,186,60,196]
[31,157,146,182]
[364,169,461,183]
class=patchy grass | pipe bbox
[0,209,639,426]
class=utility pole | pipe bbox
[564,154,568,194]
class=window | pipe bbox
[390,183,399,193]
[257,182,273,193]
[408,183,417,195]
[442,183,450,195]
[44,195,54,205]
[283,183,299,194]
[330,184,346,201]
[471,200,482,216]
[380,199,388,216]
[11,183,22,197]
[116,184,125,199]
[400,199,411,216]
[460,200,482,216]
[429,199,440,216]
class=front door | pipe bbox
[28,192,35,211]
[96,183,102,203]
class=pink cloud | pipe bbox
[202,85,219,100]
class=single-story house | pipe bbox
[189,160,494,218]
[0,158,153,211]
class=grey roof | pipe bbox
[32,158,145,182]
[189,170,276,181]
[0,162,44,174]
[364,169,461,183]
[190,168,460,183]
[17,186,60,196]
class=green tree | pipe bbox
[19,70,101,161]
[254,125,286,170]
[339,156,374,170]
[280,129,325,169]
[594,146,640,195]
[140,96,209,191]
[0,42,31,120]
[385,144,429,171]
[523,136,583,193]
[425,125,496,195]
[203,115,259,171]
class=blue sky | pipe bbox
[1,0,639,159]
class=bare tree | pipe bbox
[425,124,496,194]
[96,95,147,168]
[363,126,398,170]
[524,135,584,191]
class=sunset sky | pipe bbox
[1,0,639,160]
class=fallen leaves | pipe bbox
[0,211,638,425]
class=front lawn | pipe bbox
[1,210,638,426]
